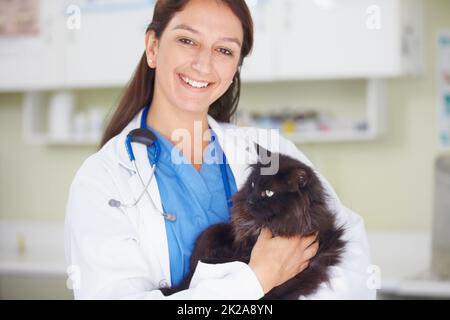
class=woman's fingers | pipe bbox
[249,228,321,292]
[296,236,319,274]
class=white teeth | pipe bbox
[181,75,210,88]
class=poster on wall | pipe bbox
[0,0,40,37]
[438,31,450,149]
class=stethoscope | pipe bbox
[108,105,233,222]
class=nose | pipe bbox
[191,48,213,75]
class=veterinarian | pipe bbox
[65,0,375,300]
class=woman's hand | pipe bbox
[248,228,319,294]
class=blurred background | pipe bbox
[0,0,450,299]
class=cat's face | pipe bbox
[232,153,319,237]
[246,163,308,218]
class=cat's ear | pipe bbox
[254,143,271,162]
[290,168,309,190]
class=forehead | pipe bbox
[253,165,292,182]
[167,0,243,42]
[254,171,282,184]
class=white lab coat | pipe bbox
[65,109,376,300]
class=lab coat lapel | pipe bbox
[117,110,171,284]
[126,142,171,284]
[117,111,258,286]
[119,113,259,190]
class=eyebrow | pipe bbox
[171,24,242,48]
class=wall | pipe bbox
[1,0,450,232]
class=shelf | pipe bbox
[22,91,104,146]
[284,129,377,144]
[0,220,66,277]
[46,137,100,146]
[239,79,386,144]
[22,79,386,145]
[381,277,450,298]
[25,134,100,146]
[0,251,66,277]
[367,230,450,299]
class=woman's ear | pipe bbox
[145,30,158,69]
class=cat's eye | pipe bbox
[265,190,274,197]
[251,182,254,188]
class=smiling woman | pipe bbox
[145,0,244,125]
[65,0,374,300]
[100,0,253,150]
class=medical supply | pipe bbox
[48,91,75,140]
[73,111,88,141]
[88,108,104,140]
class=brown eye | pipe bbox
[179,38,195,45]
[218,48,233,56]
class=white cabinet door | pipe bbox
[0,0,63,91]
[62,0,154,88]
[275,0,422,79]
[0,0,423,90]
[240,0,276,82]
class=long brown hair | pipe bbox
[100,0,254,148]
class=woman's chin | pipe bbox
[174,102,210,116]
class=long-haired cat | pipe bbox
[160,146,346,299]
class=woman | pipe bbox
[65,0,375,300]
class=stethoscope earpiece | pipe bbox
[128,128,157,146]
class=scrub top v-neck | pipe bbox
[146,127,238,287]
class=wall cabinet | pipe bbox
[0,0,423,90]
[0,1,63,90]
[0,0,155,91]
[62,0,155,87]
[0,0,424,145]
[241,0,423,81]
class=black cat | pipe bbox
[160,147,346,299]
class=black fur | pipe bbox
[160,147,346,299]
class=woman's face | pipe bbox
[146,0,243,116]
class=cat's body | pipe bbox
[161,149,346,299]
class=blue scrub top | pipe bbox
[146,127,238,287]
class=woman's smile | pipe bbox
[177,73,216,93]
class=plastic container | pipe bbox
[48,91,74,140]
